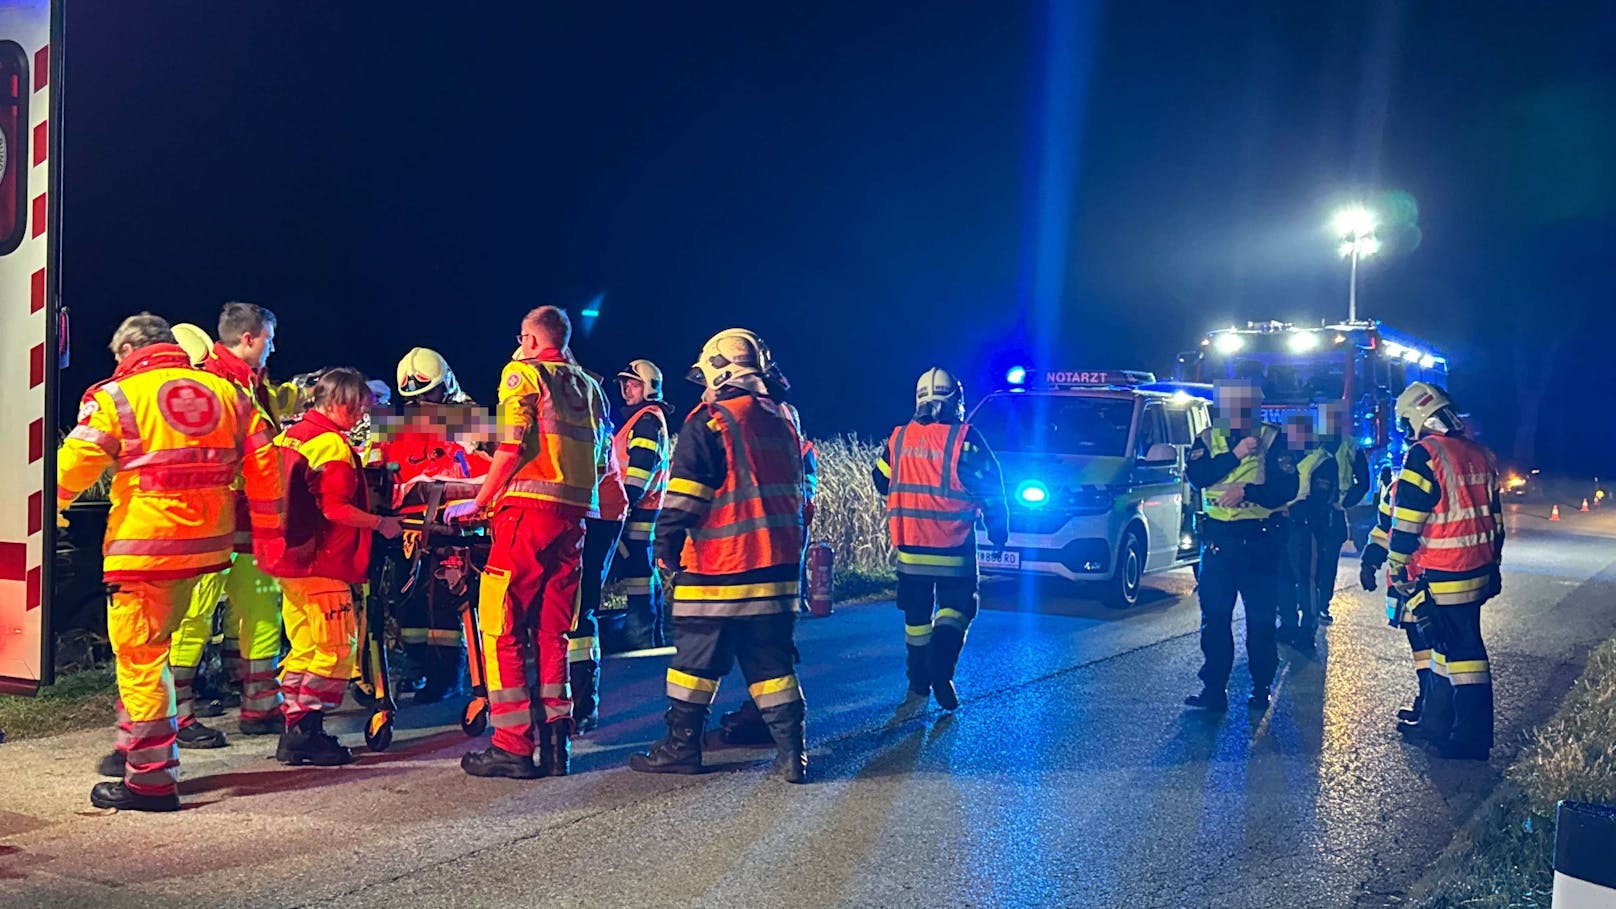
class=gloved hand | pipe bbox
[443,500,487,524]
[1359,560,1378,591]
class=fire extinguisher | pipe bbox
[807,542,834,617]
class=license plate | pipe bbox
[978,549,1020,569]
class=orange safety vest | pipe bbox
[496,355,607,515]
[592,439,629,521]
[886,422,979,552]
[57,344,283,582]
[1409,435,1501,575]
[616,404,671,512]
[678,396,805,577]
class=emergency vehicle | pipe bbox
[969,369,1211,608]
[1174,320,1450,492]
[0,0,59,695]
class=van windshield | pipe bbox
[970,394,1135,456]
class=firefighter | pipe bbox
[259,369,402,765]
[612,359,676,651]
[1376,383,1503,760]
[454,306,609,779]
[389,347,487,703]
[572,397,626,733]
[58,313,284,811]
[1359,467,1432,728]
[1184,379,1298,712]
[872,367,1007,711]
[629,329,809,783]
[1311,404,1371,625]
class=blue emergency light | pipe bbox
[1016,480,1049,506]
[1005,365,1028,386]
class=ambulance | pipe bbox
[0,0,59,694]
[969,369,1211,608]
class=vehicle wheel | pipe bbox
[365,713,394,752]
[462,699,489,737]
[1104,528,1145,609]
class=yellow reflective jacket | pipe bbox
[57,344,284,582]
[495,352,609,514]
[1203,424,1281,522]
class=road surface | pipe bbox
[1,503,1613,909]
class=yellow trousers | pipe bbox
[109,577,201,796]
[279,577,358,724]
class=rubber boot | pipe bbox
[461,743,543,779]
[414,644,460,705]
[176,719,229,749]
[97,750,127,778]
[905,643,931,698]
[90,781,180,813]
[275,711,354,767]
[571,661,600,733]
[929,626,965,711]
[629,700,707,775]
[538,720,572,777]
[719,699,773,746]
[761,700,808,784]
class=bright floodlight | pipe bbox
[1287,331,1320,353]
[1338,235,1382,259]
[1332,205,1376,238]
[1213,333,1245,354]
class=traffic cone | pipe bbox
[1582,499,1590,512]
[1550,505,1561,521]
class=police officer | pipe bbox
[1312,404,1371,625]
[873,367,1007,710]
[1185,379,1298,712]
[629,329,809,783]
[1373,383,1503,760]
[1275,414,1324,653]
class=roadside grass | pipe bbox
[0,667,117,742]
[1412,633,1616,908]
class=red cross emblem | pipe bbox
[158,380,222,436]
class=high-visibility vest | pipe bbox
[203,343,297,553]
[57,345,283,582]
[1292,447,1332,506]
[592,439,629,522]
[496,357,606,514]
[1332,442,1357,505]
[678,395,805,576]
[886,422,978,552]
[1409,435,1500,575]
[616,403,671,512]
[1201,424,1281,522]
[264,410,373,584]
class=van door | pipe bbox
[1133,402,1178,564]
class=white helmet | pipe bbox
[1395,381,1462,439]
[915,367,965,420]
[171,323,214,367]
[688,328,772,391]
[616,359,665,400]
[396,347,463,400]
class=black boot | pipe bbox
[238,707,285,737]
[538,720,572,777]
[905,643,931,698]
[719,699,773,746]
[461,743,543,779]
[629,701,707,774]
[97,750,127,778]
[929,626,966,711]
[176,719,229,749]
[90,781,180,813]
[1184,689,1228,711]
[1397,693,1425,723]
[571,661,600,733]
[760,699,808,784]
[276,712,354,766]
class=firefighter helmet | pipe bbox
[396,347,462,400]
[915,367,965,421]
[688,328,771,390]
[1395,381,1462,438]
[171,323,214,367]
[616,359,665,400]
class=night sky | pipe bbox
[58,2,1616,471]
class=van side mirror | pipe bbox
[1137,442,1177,468]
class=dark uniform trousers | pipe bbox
[1422,602,1493,750]
[615,511,665,651]
[569,516,623,722]
[1197,520,1281,695]
[896,572,979,694]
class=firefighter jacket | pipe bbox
[203,342,300,553]
[655,388,805,616]
[261,409,373,584]
[1387,433,1503,605]
[57,344,284,582]
[494,350,610,516]
[1187,424,1298,524]
[617,401,674,541]
[872,419,1008,577]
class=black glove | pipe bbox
[1359,560,1378,592]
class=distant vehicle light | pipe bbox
[1213,333,1244,355]
[1506,474,1527,490]
[1403,349,1422,363]
[1382,342,1404,358]
[1005,365,1027,386]
[1016,480,1049,506]
[1419,355,1436,369]
[1287,332,1320,353]
[1360,435,1375,448]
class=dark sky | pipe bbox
[59,2,1616,470]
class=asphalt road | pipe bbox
[2,503,1614,909]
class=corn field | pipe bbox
[809,434,893,575]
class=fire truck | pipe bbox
[1173,319,1451,496]
[0,0,58,695]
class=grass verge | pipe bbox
[832,565,897,604]
[0,668,118,743]
[1411,633,1616,908]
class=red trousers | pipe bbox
[479,507,585,756]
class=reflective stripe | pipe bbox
[690,512,802,541]
[1429,652,1449,678]
[876,458,891,478]
[1423,532,1499,550]
[506,478,593,506]
[105,533,235,556]
[621,577,654,596]
[67,424,121,456]
[712,482,803,510]
[889,506,978,522]
[534,418,599,444]
[667,669,719,704]
[629,437,660,453]
[905,623,934,646]
[934,608,971,631]
[567,636,599,664]
[1411,648,1433,671]
[101,381,145,458]
[749,674,803,709]
[670,597,797,617]
[1399,471,1435,494]
[1448,659,1491,686]
[661,493,711,514]
[667,477,715,500]
[896,551,967,567]
[625,466,653,482]
[122,446,241,470]
[538,682,570,698]
[676,580,799,600]
[1427,505,1492,523]
[1393,507,1430,524]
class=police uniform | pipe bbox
[1185,422,1298,708]
[1276,440,1367,647]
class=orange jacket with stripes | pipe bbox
[57,344,284,582]
[1389,433,1503,588]
[494,351,610,517]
